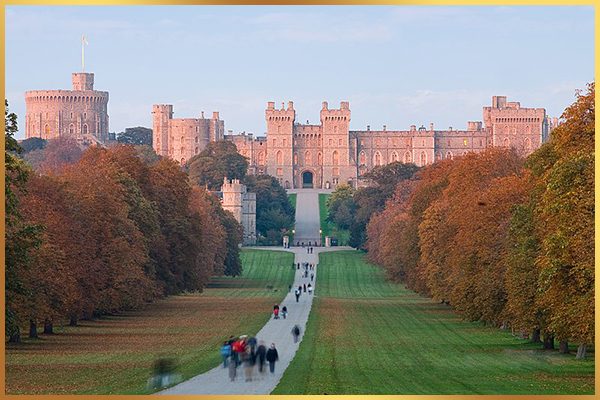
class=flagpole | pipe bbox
[82,35,85,72]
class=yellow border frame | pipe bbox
[0,2,597,399]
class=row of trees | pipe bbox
[365,84,594,358]
[5,105,243,342]
[326,162,419,248]
[187,141,295,245]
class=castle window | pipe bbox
[181,158,185,165]
[334,126,338,134]
[283,139,287,147]
[272,138,276,146]
[420,152,427,166]
[294,153,298,165]
[82,124,88,135]
[195,137,199,143]
[446,151,453,160]
[391,151,398,163]
[83,112,87,119]
[463,139,468,147]
[332,150,339,166]
[404,152,412,164]
[69,124,75,135]
[196,126,199,133]
[359,151,366,165]
[360,139,364,146]
[503,138,510,147]
[70,112,73,119]
[374,152,382,166]
[525,138,532,149]
[333,167,339,176]
[277,150,283,165]
[277,125,281,134]
[305,151,312,165]
[258,151,265,166]
[195,147,199,154]
[329,139,333,146]
[318,152,322,165]
[181,136,184,143]
[526,125,531,135]
[479,139,483,147]
[276,168,283,176]
[44,124,50,137]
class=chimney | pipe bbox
[410,125,416,131]
[267,101,275,110]
[383,125,387,131]
[322,101,328,110]
[367,125,370,131]
[288,101,294,110]
[429,122,434,131]
[213,111,219,120]
[281,102,285,110]
[201,111,205,119]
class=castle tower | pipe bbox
[265,101,295,188]
[221,178,244,222]
[152,104,173,157]
[320,101,352,188]
[221,178,256,245]
[24,71,109,143]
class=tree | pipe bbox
[243,174,294,244]
[116,126,153,146]
[187,141,248,190]
[24,137,83,173]
[19,137,47,154]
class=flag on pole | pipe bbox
[82,34,88,46]
[81,34,88,72]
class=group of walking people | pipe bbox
[220,335,280,382]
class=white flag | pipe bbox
[82,34,88,46]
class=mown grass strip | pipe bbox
[318,194,350,245]
[274,250,594,395]
[5,249,294,395]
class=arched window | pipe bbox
[391,151,398,163]
[420,152,427,166]
[374,152,382,166]
[82,124,88,134]
[505,125,510,135]
[195,147,199,154]
[526,125,531,134]
[276,150,283,165]
[318,152,322,165]
[332,150,339,165]
[404,152,412,164]
[68,124,74,135]
[305,151,312,165]
[44,124,50,137]
[181,158,185,165]
[446,151,453,160]
[503,137,510,147]
[359,151,366,165]
[258,151,265,166]
[524,138,532,149]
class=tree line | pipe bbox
[364,84,594,358]
[5,103,243,342]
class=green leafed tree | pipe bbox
[187,141,249,190]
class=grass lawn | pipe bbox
[274,250,595,395]
[288,193,297,211]
[318,194,350,246]
[5,249,295,395]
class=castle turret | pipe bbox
[265,100,295,187]
[72,72,94,91]
[152,104,173,157]
[320,101,352,188]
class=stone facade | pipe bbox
[231,96,552,189]
[25,72,109,145]
[220,178,257,246]
[152,105,224,165]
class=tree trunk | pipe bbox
[531,328,541,343]
[69,314,78,326]
[8,328,21,343]
[576,343,588,359]
[543,334,555,350]
[43,319,54,334]
[29,320,38,339]
[559,340,569,354]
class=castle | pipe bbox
[24,72,109,145]
[152,105,225,164]
[156,97,556,189]
[219,178,256,246]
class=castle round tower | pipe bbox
[24,72,109,143]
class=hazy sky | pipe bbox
[6,6,594,139]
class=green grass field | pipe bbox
[288,193,297,211]
[5,249,294,395]
[274,250,595,395]
[318,194,350,245]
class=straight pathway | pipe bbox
[158,190,347,395]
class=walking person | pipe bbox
[256,341,267,373]
[243,347,254,382]
[308,283,313,295]
[220,341,231,368]
[295,288,300,302]
[292,325,301,343]
[311,273,314,281]
[303,283,306,292]
[266,343,279,373]
[228,356,237,381]
[273,304,280,319]
[282,306,288,319]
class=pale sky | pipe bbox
[6,6,594,139]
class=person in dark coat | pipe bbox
[295,288,300,302]
[303,283,306,292]
[256,341,267,373]
[292,325,301,343]
[266,343,279,373]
